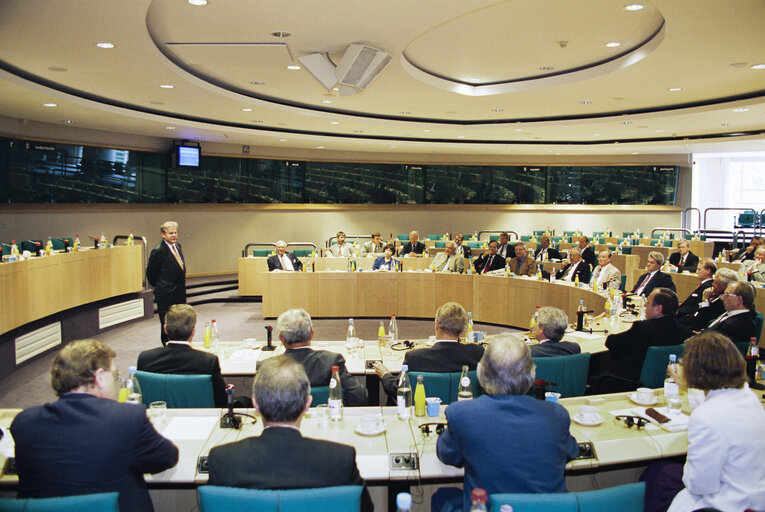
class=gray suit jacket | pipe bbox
[432,252,465,273]
[592,263,621,290]
[328,243,353,257]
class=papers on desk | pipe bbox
[0,427,13,458]
[565,331,603,341]
[631,407,689,432]
[228,348,260,361]
[161,416,219,440]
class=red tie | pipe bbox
[483,255,494,274]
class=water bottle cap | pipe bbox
[128,366,137,373]
[471,488,488,503]
[401,364,408,371]
[396,493,412,509]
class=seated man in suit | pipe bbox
[327,231,353,257]
[267,240,303,272]
[207,356,372,511]
[534,235,562,261]
[400,230,426,257]
[632,251,676,296]
[555,247,591,284]
[733,236,761,262]
[375,302,485,397]
[361,231,384,256]
[684,268,739,330]
[590,288,692,394]
[747,246,765,282]
[278,308,367,406]
[668,240,699,273]
[11,339,178,512]
[704,281,757,343]
[433,336,578,512]
[591,250,622,291]
[473,240,507,274]
[578,236,597,269]
[677,258,716,320]
[431,241,465,273]
[508,243,536,276]
[137,304,251,408]
[454,233,472,259]
[530,307,581,357]
[496,232,515,261]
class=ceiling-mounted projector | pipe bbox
[299,43,391,95]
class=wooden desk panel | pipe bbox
[397,272,436,318]
[263,272,313,317]
[434,274,473,314]
[357,273,398,317]
[475,275,511,325]
[506,278,542,327]
[314,273,358,317]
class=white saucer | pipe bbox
[572,413,604,426]
[354,423,386,436]
[628,393,658,406]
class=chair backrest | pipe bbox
[135,371,215,408]
[292,249,313,257]
[408,370,483,404]
[310,386,329,405]
[435,241,446,248]
[620,246,632,255]
[520,235,532,242]
[51,237,73,250]
[532,353,591,398]
[738,212,755,226]
[638,344,685,388]
[576,482,645,512]
[198,485,363,512]
[20,240,42,253]
[427,234,442,240]
[252,248,272,257]
[397,234,409,241]
[489,492,578,512]
[620,274,627,291]
[754,311,763,340]
[468,241,483,248]
[0,492,120,512]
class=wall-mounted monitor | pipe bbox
[172,141,201,168]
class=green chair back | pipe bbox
[20,240,43,253]
[737,212,755,227]
[435,241,446,248]
[489,492,577,512]
[639,344,685,388]
[620,246,632,255]
[592,231,605,237]
[552,237,563,243]
[620,274,627,291]
[135,371,214,408]
[0,492,120,512]
[622,232,634,238]
[252,248,272,257]
[533,230,546,236]
[489,235,500,241]
[427,234,443,240]
[532,353,590,398]
[293,249,313,257]
[198,485,363,512]
[662,240,673,247]
[468,241,483,249]
[310,386,347,405]
[563,231,576,236]
[397,234,409,241]
[51,237,73,250]
[754,311,764,340]
[735,341,749,357]
[684,234,706,241]
[576,482,645,512]
[520,235,532,242]
[408,370,484,404]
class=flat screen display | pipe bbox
[176,145,200,167]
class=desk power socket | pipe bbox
[197,456,209,473]
[365,360,381,369]
[577,442,596,460]
[390,453,419,470]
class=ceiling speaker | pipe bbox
[335,44,391,90]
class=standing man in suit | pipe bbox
[433,336,578,512]
[685,268,740,330]
[591,288,691,393]
[473,240,506,274]
[146,221,186,346]
[400,230,426,257]
[555,247,591,284]
[508,243,536,276]
[677,258,716,320]
[496,232,515,261]
[578,236,598,270]
[278,308,367,406]
[668,240,699,273]
[328,231,353,257]
[591,250,621,291]
[454,233,472,259]
[11,339,178,512]
[534,235,562,261]
[431,241,465,273]
[207,356,372,511]
[632,252,676,296]
[375,302,485,397]
[361,231,384,256]
[267,240,303,271]
[704,281,757,343]
[530,307,581,357]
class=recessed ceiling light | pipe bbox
[62,119,75,124]
[733,108,750,112]
[668,87,682,92]
[457,135,465,139]
[271,31,291,38]
[95,42,115,49]
[150,101,164,105]
[721,123,730,127]
[165,126,176,130]
[514,128,523,132]
[539,66,554,71]
[492,108,503,112]
[655,129,664,132]
[390,145,397,149]
[279,138,288,142]
[48,66,67,72]
[250,81,265,85]
[330,121,340,125]
[251,120,263,123]
[631,152,639,155]
[622,121,632,125]
[466,78,481,83]
[187,0,207,5]
[579,100,591,104]
[332,87,339,91]
[287,65,301,70]
[160,84,174,89]
[605,42,621,48]
[423,129,431,133]
[625,4,644,11]
[751,63,765,70]
[592,133,601,136]
[399,111,411,115]
[534,136,543,140]
[353,130,364,133]
[316,146,325,149]
[321,100,333,104]
[241,108,253,112]
[42,103,57,107]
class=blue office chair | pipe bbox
[489,492,577,512]
[135,371,215,408]
[532,353,591,398]
[408,370,484,404]
[197,485,363,512]
[638,344,685,388]
[576,482,645,512]
[0,492,119,512]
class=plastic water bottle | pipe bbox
[99,232,107,249]
[73,235,80,252]
[466,312,475,342]
[389,314,398,344]
[9,240,19,262]
[127,230,134,246]
[414,375,426,417]
[346,318,358,355]
[396,492,413,512]
[211,319,221,353]
[458,365,473,401]
[126,366,142,404]
[397,364,412,420]
[664,354,679,398]
[328,365,343,422]
[45,237,53,256]
[470,488,488,511]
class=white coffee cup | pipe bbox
[579,405,599,422]
[636,387,654,403]
[360,413,382,433]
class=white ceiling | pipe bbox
[0,0,763,158]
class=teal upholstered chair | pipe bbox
[489,492,578,512]
[20,240,43,254]
[639,344,685,388]
[592,231,605,237]
[620,246,632,255]
[292,249,313,257]
[135,371,215,408]
[0,492,119,512]
[197,485,363,512]
[532,353,591,398]
[737,212,755,227]
[489,235,500,241]
[309,386,348,405]
[397,234,410,241]
[754,311,763,340]
[427,234,443,240]
[408,370,483,404]
[521,235,532,242]
[435,241,446,248]
[468,241,483,249]
[51,237,73,250]
[252,248,272,257]
[576,482,645,512]
[620,274,627,291]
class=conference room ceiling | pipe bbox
[0,0,763,158]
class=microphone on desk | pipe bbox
[54,238,70,250]
[263,325,275,351]
[575,310,594,331]
[220,384,242,429]
[226,384,235,415]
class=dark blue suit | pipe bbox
[10,393,178,512]
[146,241,186,344]
[437,394,578,512]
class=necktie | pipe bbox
[564,262,576,281]
[680,255,686,268]
[709,312,729,328]
[170,244,184,269]
[635,273,653,295]
[483,255,494,274]
[282,254,294,271]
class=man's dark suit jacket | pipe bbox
[535,247,562,261]
[706,310,757,343]
[146,241,186,307]
[207,427,372,511]
[668,251,699,273]
[473,253,506,274]
[285,347,367,406]
[685,296,725,330]
[455,244,472,259]
[267,252,303,271]
[677,279,714,319]
[631,270,676,295]
[604,315,692,384]
[555,261,591,284]
[530,340,581,357]
[137,342,228,407]
[580,245,597,269]
[497,243,515,260]
[10,393,178,512]
[400,241,425,256]
[381,341,485,396]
